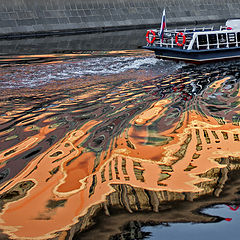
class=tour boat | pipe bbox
[143,18,240,63]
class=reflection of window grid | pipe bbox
[234,134,239,141]
[195,129,202,151]
[108,162,112,180]
[101,166,106,183]
[122,157,130,181]
[133,161,145,182]
[211,130,219,140]
[221,131,228,140]
[109,161,113,180]
[203,130,211,144]
[89,174,97,198]
[122,157,128,175]
[114,158,120,180]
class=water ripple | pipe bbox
[0,53,239,239]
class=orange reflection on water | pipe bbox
[0,61,239,239]
[0,109,239,238]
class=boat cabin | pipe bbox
[144,19,240,63]
[146,21,240,51]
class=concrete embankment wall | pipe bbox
[0,0,240,37]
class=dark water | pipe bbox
[0,29,147,55]
[0,29,239,240]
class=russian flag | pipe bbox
[159,9,166,42]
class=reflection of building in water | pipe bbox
[75,166,240,240]
[0,70,239,239]
[0,108,239,239]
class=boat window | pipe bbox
[208,34,217,48]
[198,35,207,44]
[198,35,207,49]
[228,33,236,47]
[228,33,236,42]
[218,33,227,48]
[192,38,197,50]
[237,32,240,42]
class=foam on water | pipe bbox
[0,54,164,89]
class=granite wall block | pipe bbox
[0,0,239,37]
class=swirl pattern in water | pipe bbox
[0,51,239,239]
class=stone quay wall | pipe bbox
[0,0,240,37]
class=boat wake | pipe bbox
[0,51,182,89]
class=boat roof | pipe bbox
[226,19,240,30]
[162,28,238,35]
[191,29,237,35]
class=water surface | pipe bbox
[0,33,239,240]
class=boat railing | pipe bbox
[164,26,214,33]
[193,31,240,50]
[148,30,194,50]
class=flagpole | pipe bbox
[159,9,166,43]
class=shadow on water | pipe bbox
[0,29,147,56]
[0,31,239,240]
